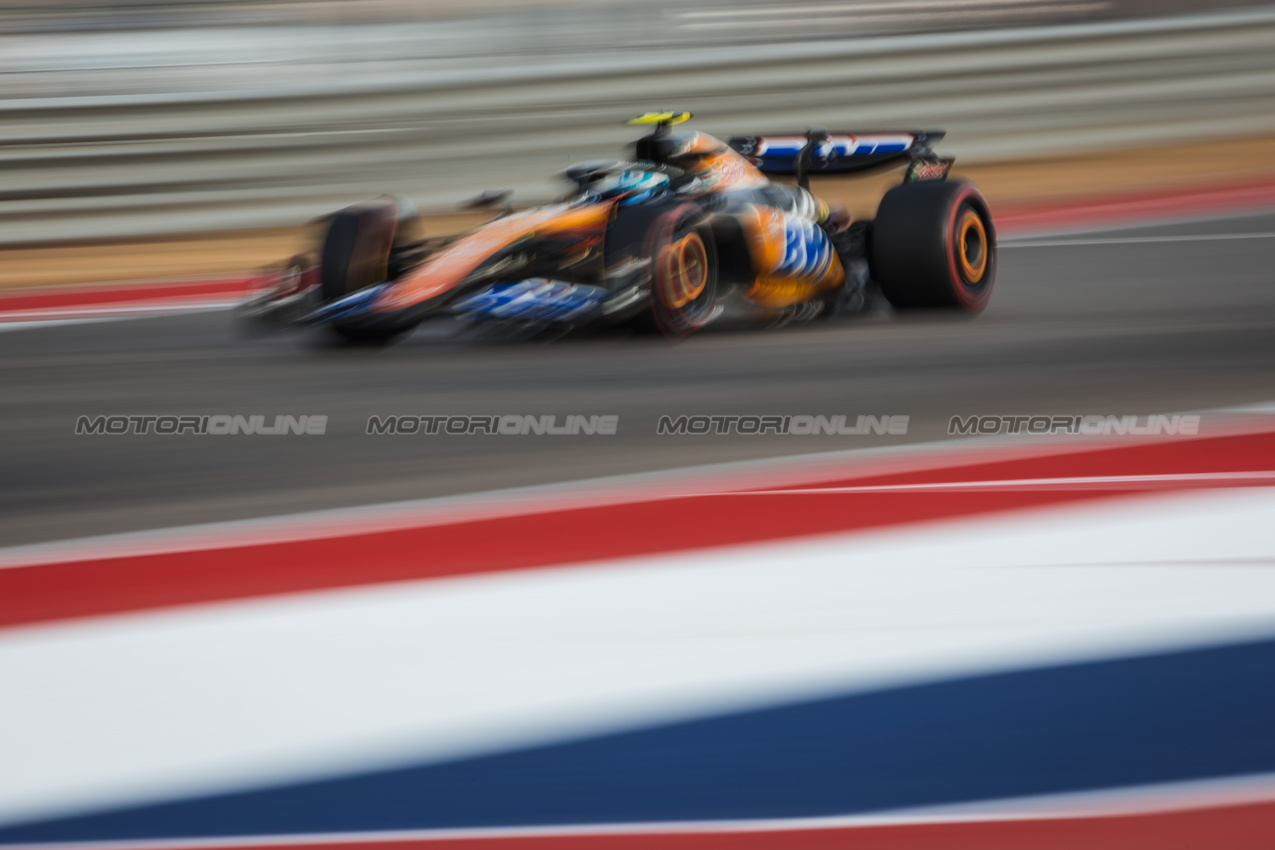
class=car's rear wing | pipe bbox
[728,130,947,180]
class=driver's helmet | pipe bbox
[587,170,670,205]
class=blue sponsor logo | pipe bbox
[300,283,389,324]
[452,280,610,322]
[776,219,832,278]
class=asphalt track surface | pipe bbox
[2,211,1274,548]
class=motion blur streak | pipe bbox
[3,4,1275,241]
[1,424,1270,628]
[4,0,1275,847]
[1,426,1274,843]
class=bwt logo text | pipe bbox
[76,415,328,435]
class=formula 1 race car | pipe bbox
[239,113,995,342]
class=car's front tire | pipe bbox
[319,196,419,344]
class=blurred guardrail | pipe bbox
[2,5,1275,243]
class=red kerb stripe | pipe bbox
[1,431,1271,630]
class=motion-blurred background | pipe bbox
[3,0,1274,281]
[4,6,1275,846]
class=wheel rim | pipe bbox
[956,209,988,284]
[660,232,708,309]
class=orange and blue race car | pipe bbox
[239,112,996,342]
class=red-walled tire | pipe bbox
[645,204,719,339]
[871,180,995,313]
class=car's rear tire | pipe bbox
[645,204,719,338]
[871,180,995,313]
[319,196,419,344]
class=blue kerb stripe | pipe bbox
[5,637,1275,843]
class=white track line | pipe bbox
[0,300,240,332]
[722,471,1275,494]
[680,0,1075,19]
[1001,231,1275,248]
[679,5,1108,29]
